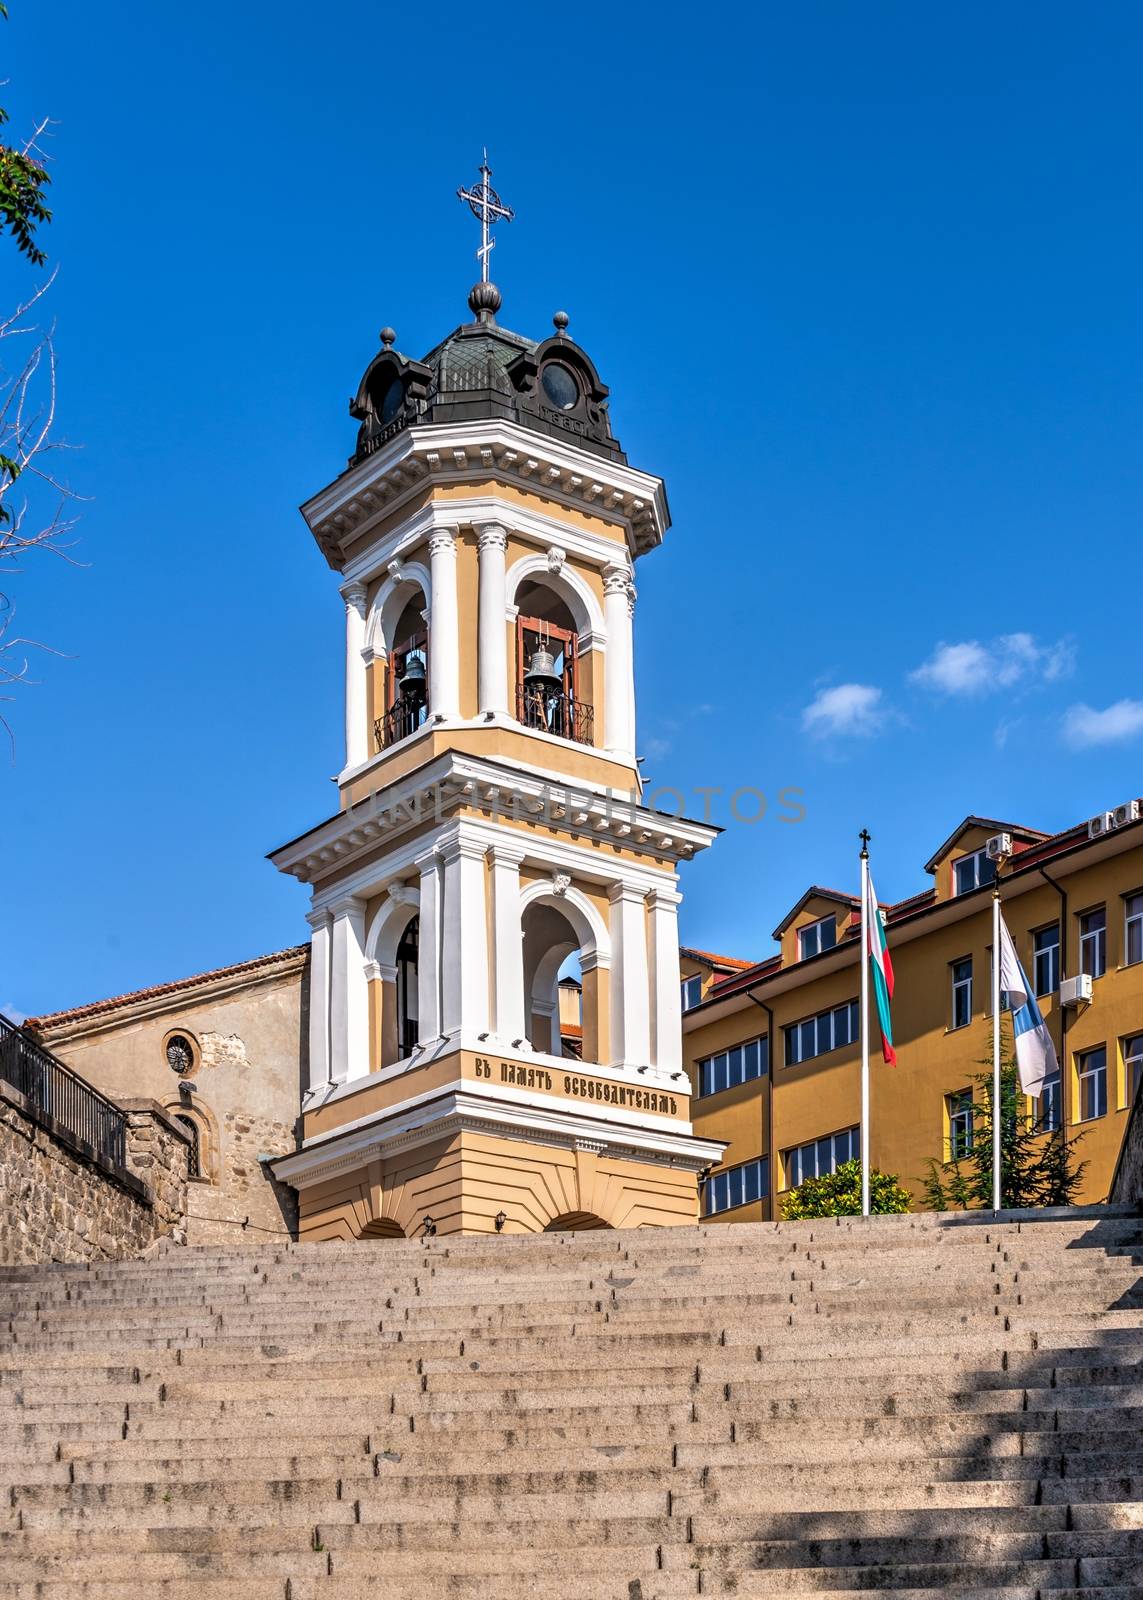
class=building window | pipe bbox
[951,958,973,1030]
[1078,1045,1107,1122]
[784,1000,859,1066]
[1033,924,1060,998]
[798,916,837,960]
[173,1113,202,1180]
[948,1089,974,1160]
[1126,893,1143,967]
[681,975,703,1012]
[698,1035,769,1097]
[703,1157,769,1216]
[784,1126,859,1190]
[164,1032,198,1077]
[1124,1035,1143,1105]
[953,849,996,897]
[1079,906,1106,980]
[1035,1072,1061,1133]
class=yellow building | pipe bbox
[683,809,1143,1220]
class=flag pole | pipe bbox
[860,830,871,1219]
[992,880,1002,1212]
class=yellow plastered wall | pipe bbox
[684,838,1143,1217]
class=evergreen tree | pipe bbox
[922,1023,1087,1211]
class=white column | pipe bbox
[488,840,526,1044]
[427,528,459,720]
[603,563,634,763]
[341,582,368,770]
[439,833,490,1039]
[304,909,332,1092]
[608,881,651,1069]
[414,849,442,1043]
[626,580,638,760]
[647,886,683,1077]
[477,522,510,718]
[329,894,369,1083]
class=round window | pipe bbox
[379,376,405,425]
[166,1034,195,1075]
[540,362,579,411]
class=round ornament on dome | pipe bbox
[553,310,569,334]
[379,327,396,348]
[468,279,503,319]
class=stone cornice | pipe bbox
[271,1086,725,1190]
[267,750,719,889]
[299,420,669,571]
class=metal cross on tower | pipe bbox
[457,151,514,283]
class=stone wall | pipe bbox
[0,1082,189,1266]
[1110,1084,1143,1205]
[31,950,307,1248]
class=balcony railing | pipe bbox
[374,700,428,752]
[0,1013,128,1173]
[516,684,595,747]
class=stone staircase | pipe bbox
[2,1206,1142,1599]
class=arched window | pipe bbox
[396,916,419,1057]
[515,583,592,746]
[173,1113,202,1180]
[376,593,428,751]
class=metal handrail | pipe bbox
[515,684,595,747]
[0,1013,128,1172]
[374,699,428,752]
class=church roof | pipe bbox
[25,945,308,1033]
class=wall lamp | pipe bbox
[494,1210,507,1232]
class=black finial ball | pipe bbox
[468,280,502,319]
[553,310,569,334]
[380,327,396,348]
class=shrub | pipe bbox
[781,1158,912,1220]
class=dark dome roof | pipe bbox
[349,310,625,467]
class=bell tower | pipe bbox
[270,162,722,1238]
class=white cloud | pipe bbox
[910,633,1074,696]
[802,683,887,739]
[643,736,672,761]
[1062,699,1143,749]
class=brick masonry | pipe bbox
[0,1083,189,1266]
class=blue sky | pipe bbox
[3,1,1143,1017]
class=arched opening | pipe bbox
[376,589,428,751]
[173,1111,204,1181]
[521,899,600,1063]
[396,914,419,1058]
[544,1211,612,1232]
[360,1217,406,1240]
[515,581,592,746]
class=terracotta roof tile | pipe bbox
[679,946,755,971]
[26,945,309,1031]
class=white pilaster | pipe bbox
[477,522,509,718]
[329,894,369,1083]
[609,881,651,1069]
[341,581,368,769]
[304,909,332,1092]
[414,849,442,1043]
[647,885,683,1076]
[439,834,490,1039]
[603,563,634,764]
[427,529,459,719]
[488,840,526,1044]
[626,580,638,760]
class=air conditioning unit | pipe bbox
[1088,812,1115,841]
[1112,800,1141,829]
[985,833,1012,861]
[1060,974,1094,1008]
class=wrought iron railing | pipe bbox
[374,700,428,752]
[515,684,595,746]
[0,1013,128,1172]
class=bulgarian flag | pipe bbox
[863,869,896,1066]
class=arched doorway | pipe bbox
[544,1211,612,1232]
[360,1217,406,1240]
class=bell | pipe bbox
[523,646,561,695]
[397,652,426,705]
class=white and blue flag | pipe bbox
[998,913,1058,1097]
